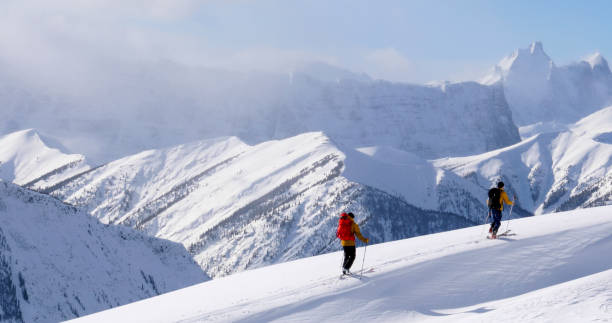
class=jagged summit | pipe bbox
[506,41,552,70]
[529,41,545,54]
[480,41,553,85]
[583,52,610,73]
[480,42,612,125]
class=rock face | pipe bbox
[277,79,519,159]
[0,181,208,323]
[0,61,520,162]
[481,41,612,126]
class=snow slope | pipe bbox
[45,132,484,278]
[69,205,612,323]
[0,181,208,322]
[0,129,90,190]
[434,105,612,215]
[480,41,612,126]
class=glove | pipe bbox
[365,238,369,244]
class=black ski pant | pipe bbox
[490,208,503,234]
[343,245,356,270]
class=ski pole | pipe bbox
[360,243,368,275]
[504,197,515,233]
[480,208,491,237]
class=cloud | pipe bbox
[0,0,492,89]
[362,48,416,82]
[1,0,200,21]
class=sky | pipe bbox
[0,0,611,83]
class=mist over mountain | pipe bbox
[5,42,611,165]
[0,55,520,163]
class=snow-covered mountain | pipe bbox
[42,132,489,278]
[480,41,612,126]
[0,60,520,162]
[0,129,90,190]
[434,105,612,215]
[0,181,208,322]
[68,205,612,323]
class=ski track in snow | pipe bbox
[70,206,612,323]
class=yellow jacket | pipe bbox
[499,189,514,211]
[341,218,368,246]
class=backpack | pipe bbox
[336,213,355,241]
[488,188,501,210]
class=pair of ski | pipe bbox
[339,267,374,280]
[340,272,363,280]
[487,229,512,239]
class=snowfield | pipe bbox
[69,205,612,323]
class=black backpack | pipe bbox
[487,188,501,210]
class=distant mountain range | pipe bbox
[24,132,474,278]
[4,99,611,280]
[3,96,612,280]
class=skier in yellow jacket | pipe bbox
[336,212,369,274]
[488,181,514,239]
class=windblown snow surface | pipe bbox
[70,206,612,323]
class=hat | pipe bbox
[497,181,505,188]
[347,212,355,218]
